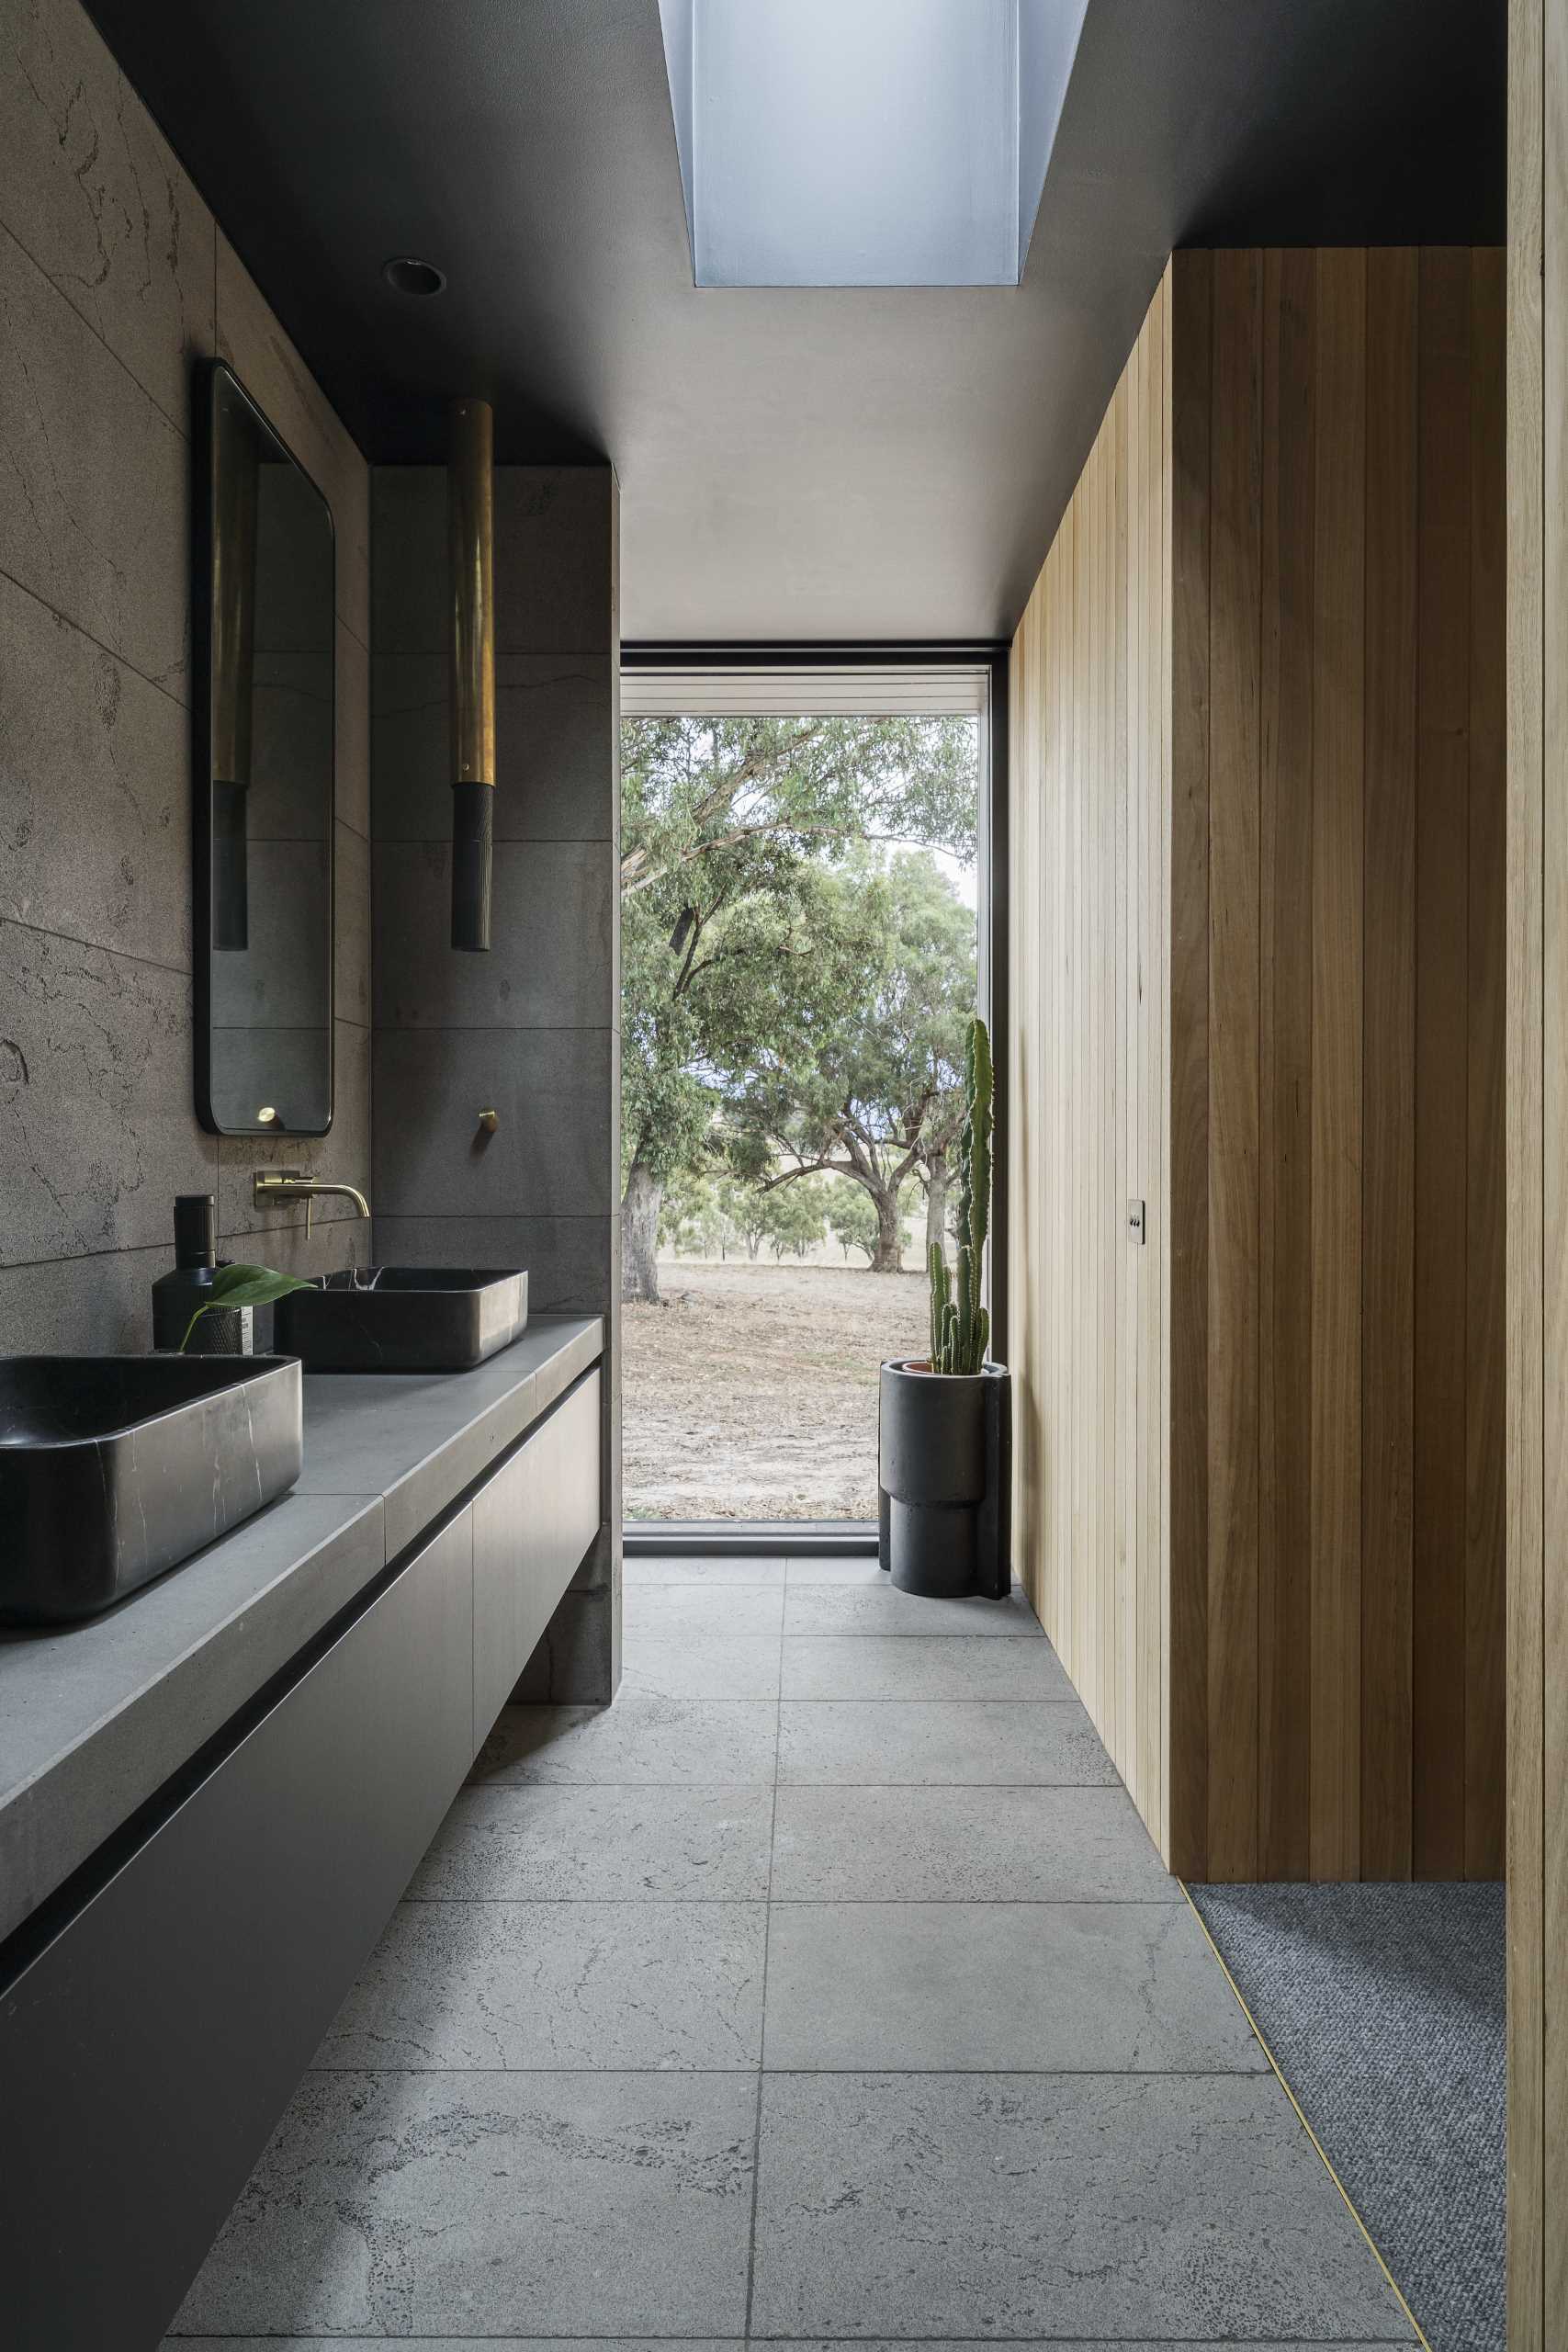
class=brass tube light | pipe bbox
[448,396,496,951]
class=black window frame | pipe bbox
[618,639,1010,1552]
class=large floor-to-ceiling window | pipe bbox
[618,654,999,1530]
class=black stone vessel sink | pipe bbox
[273,1267,527,1373]
[0,1355,302,1626]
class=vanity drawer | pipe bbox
[473,1367,601,1730]
[0,1505,474,2350]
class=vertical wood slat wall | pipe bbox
[1007,271,1171,1848]
[1167,246,1506,1884]
[1008,249,1505,1891]
[1506,0,1560,2343]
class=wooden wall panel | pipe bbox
[1010,247,1503,1890]
[1466,248,1507,1884]
[1360,245,1418,1883]
[1206,250,1263,1883]
[1308,248,1368,1883]
[1173,247,1502,1887]
[1258,245,1316,1884]
[1414,248,1473,1879]
[1009,275,1169,1835]
[1168,253,1212,1873]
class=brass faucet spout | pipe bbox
[252,1170,370,1240]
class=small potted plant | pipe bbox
[878,1014,1012,1599]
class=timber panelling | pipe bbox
[1205,248,1263,1885]
[1360,244,1418,1884]
[1010,249,1504,1893]
[1168,253,1213,1875]
[1009,275,1171,1838]
[1259,244,1318,1883]
[1413,247,1472,1881]
[1307,246,1367,1883]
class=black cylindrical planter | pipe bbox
[878,1359,1012,1600]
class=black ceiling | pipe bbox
[87,0,1505,640]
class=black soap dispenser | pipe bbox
[151,1193,253,1355]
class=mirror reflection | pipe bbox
[198,362,334,1136]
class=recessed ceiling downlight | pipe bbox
[382,255,446,297]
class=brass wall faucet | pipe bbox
[252,1170,370,1240]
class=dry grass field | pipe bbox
[622,1260,928,1521]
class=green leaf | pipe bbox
[180,1264,314,1352]
[207,1262,313,1306]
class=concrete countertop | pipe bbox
[0,1316,603,1949]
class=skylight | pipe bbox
[658,0,1087,288]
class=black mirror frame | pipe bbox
[192,357,337,1138]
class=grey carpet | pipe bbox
[1189,1880,1504,2352]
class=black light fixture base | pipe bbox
[451,780,493,951]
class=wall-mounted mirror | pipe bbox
[195,360,334,1136]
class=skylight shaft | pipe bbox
[659,0,1087,289]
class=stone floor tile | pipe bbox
[762,1901,1269,2072]
[319,1898,766,2069]
[782,1583,1042,1638]
[475,1693,779,1785]
[624,1585,786,1636]
[170,2340,743,2351]
[171,2071,756,2338]
[782,1634,1074,1702]
[625,1554,786,1585]
[409,1783,773,1901]
[750,2072,1416,2341]
[784,1554,896,1584]
[771,1784,1178,1903]
[623,1631,784,1701]
[777,1698,1113,1785]
[165,2340,1398,2351]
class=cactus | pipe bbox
[928,1013,994,1374]
[929,1242,950,1364]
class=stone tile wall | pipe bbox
[0,0,373,1351]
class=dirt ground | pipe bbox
[622,1260,929,1521]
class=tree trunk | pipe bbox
[621,1152,663,1305]
[924,1153,949,1265]
[871,1182,905,1273]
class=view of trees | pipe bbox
[655,1169,926,1269]
[620,713,978,1303]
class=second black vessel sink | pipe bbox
[273,1267,527,1373]
[0,1354,302,1624]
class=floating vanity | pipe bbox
[0,1314,604,2349]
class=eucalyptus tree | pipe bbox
[726,850,977,1273]
[618,714,976,1301]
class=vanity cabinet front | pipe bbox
[474,1368,602,1731]
[0,1504,475,2348]
[0,1358,604,2351]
